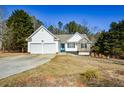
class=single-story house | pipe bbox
[26,25,92,55]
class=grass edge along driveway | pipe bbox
[0,55,124,87]
[0,54,55,79]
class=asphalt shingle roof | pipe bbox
[55,34,73,43]
[55,33,92,43]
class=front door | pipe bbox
[60,43,65,52]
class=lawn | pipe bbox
[0,52,27,58]
[0,54,124,87]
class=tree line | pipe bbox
[92,21,124,59]
[1,9,123,59]
[48,21,91,35]
[1,9,94,52]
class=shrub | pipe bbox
[80,69,124,87]
[80,69,100,85]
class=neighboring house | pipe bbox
[26,25,92,55]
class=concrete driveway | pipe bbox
[0,54,55,79]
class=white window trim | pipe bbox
[81,43,87,48]
[67,43,75,48]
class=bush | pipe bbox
[80,69,100,85]
[80,69,124,87]
[119,53,124,59]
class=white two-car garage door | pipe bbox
[30,43,56,54]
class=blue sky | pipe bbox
[4,5,124,33]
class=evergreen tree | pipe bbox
[48,25,55,33]
[31,16,44,30]
[4,9,34,52]
[58,21,63,31]
[92,20,124,58]
[64,21,90,35]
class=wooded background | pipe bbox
[0,9,124,59]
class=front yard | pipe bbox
[0,52,27,58]
[0,54,124,87]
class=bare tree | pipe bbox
[81,19,88,26]
[0,6,6,51]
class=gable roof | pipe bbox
[73,32,91,43]
[26,25,91,43]
[26,25,59,41]
[80,34,92,43]
[79,37,92,43]
[67,32,83,42]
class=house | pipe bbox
[26,25,92,55]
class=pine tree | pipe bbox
[5,9,34,52]
[64,21,90,35]
[92,20,124,58]
[31,16,44,30]
[58,21,63,31]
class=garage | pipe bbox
[27,26,59,54]
[30,43,56,54]
[43,43,56,54]
[30,43,42,54]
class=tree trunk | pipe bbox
[2,47,5,53]
[22,48,24,53]
[107,55,110,59]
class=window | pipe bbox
[67,43,75,48]
[81,43,87,48]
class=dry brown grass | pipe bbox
[0,55,124,87]
[0,52,27,58]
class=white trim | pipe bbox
[78,51,90,55]
[67,32,82,42]
[67,43,75,48]
[26,25,59,41]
